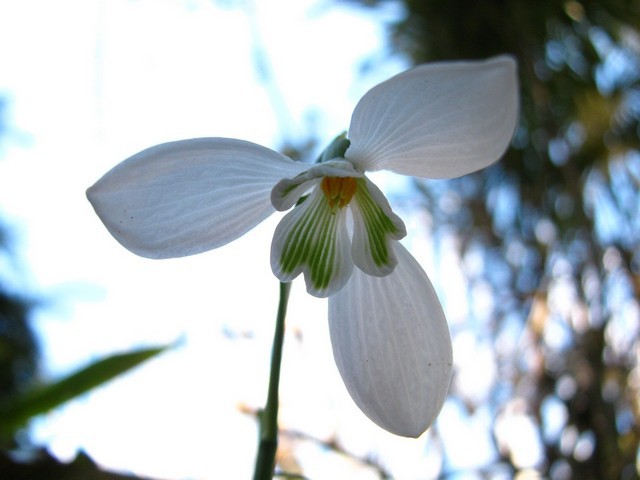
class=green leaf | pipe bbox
[0,345,170,439]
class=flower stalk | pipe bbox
[253,281,291,480]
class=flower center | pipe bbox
[321,176,357,209]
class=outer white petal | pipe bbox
[87,138,307,259]
[346,56,519,179]
[328,243,452,437]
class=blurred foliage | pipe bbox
[337,1,640,479]
[0,449,156,480]
[0,345,171,443]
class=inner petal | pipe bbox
[271,187,354,297]
[350,177,407,277]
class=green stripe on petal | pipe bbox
[350,177,407,277]
[271,187,354,297]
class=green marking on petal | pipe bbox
[273,173,401,293]
[353,178,403,268]
[279,190,343,292]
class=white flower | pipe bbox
[87,56,518,437]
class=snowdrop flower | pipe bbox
[87,56,518,437]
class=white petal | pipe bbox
[271,187,353,297]
[87,138,307,259]
[328,243,452,437]
[346,56,519,179]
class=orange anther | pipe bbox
[321,177,357,209]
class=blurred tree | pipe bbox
[0,97,39,430]
[337,1,639,479]
[0,288,38,409]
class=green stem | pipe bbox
[253,282,291,480]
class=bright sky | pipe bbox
[0,1,544,478]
